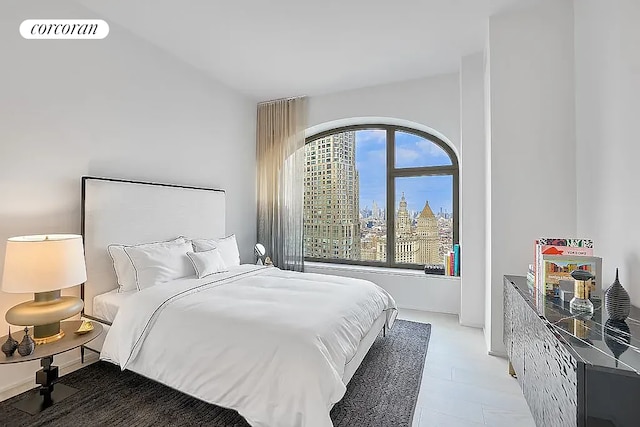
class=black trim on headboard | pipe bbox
[80,176,226,315]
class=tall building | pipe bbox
[416,201,440,265]
[303,131,361,260]
[395,193,417,263]
[395,193,412,237]
[371,200,379,219]
[394,196,441,265]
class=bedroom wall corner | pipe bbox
[0,1,256,395]
[485,0,577,355]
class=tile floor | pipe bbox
[398,310,536,427]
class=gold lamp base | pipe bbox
[33,329,65,345]
[5,291,84,345]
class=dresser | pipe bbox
[504,275,640,427]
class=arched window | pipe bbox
[303,124,459,270]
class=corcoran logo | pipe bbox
[20,19,109,39]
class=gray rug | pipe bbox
[0,320,430,427]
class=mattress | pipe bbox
[93,289,135,323]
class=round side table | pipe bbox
[0,320,103,415]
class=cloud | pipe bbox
[395,136,451,167]
[356,129,385,146]
[416,139,449,160]
[396,147,421,164]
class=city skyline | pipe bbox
[303,129,454,265]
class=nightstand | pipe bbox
[0,320,103,415]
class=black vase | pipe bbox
[17,327,35,357]
[605,268,631,321]
[1,328,19,357]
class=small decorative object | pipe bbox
[569,269,594,316]
[1,328,19,357]
[604,318,631,367]
[424,264,445,275]
[254,243,266,265]
[264,256,273,266]
[17,327,35,357]
[74,320,94,335]
[605,268,631,321]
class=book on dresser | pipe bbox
[533,237,594,298]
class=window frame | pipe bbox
[304,124,459,271]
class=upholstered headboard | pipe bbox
[81,176,225,317]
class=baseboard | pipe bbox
[488,350,508,358]
[0,352,99,402]
[459,320,484,329]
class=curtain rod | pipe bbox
[257,95,306,105]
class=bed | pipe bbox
[81,176,397,427]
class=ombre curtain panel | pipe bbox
[256,97,307,271]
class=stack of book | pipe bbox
[532,238,601,305]
[444,244,461,276]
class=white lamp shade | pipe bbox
[2,234,87,294]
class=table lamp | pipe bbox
[2,234,86,345]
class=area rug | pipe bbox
[0,320,430,427]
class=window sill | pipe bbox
[304,261,461,280]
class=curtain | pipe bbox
[256,97,307,271]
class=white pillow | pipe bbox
[107,245,137,292]
[108,237,189,292]
[186,249,227,279]
[192,234,240,267]
[121,238,194,290]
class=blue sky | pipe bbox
[355,130,453,215]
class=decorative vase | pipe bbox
[1,328,19,357]
[17,327,35,357]
[605,268,631,321]
[569,269,594,316]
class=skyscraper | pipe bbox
[395,193,417,263]
[396,193,412,237]
[394,196,440,265]
[416,200,440,265]
[303,131,361,260]
[371,200,379,219]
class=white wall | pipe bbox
[0,2,256,393]
[309,73,461,151]
[460,53,486,328]
[307,74,465,315]
[484,38,494,352]
[486,0,576,354]
[575,0,640,305]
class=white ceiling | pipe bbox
[81,0,536,101]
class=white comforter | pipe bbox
[100,265,397,427]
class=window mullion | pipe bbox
[393,166,457,177]
[386,126,395,267]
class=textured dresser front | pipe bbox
[504,277,580,427]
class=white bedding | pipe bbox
[93,288,137,323]
[101,264,396,427]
